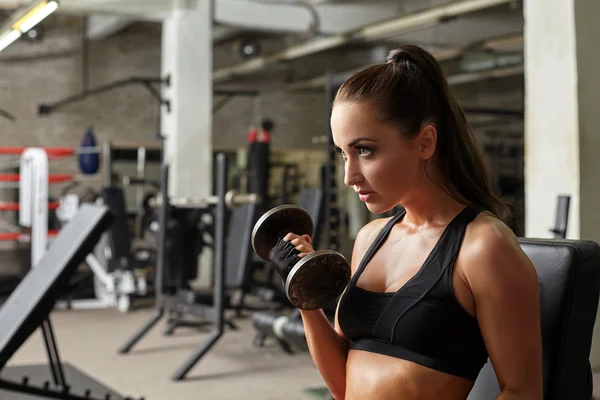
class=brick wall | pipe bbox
[0,23,163,166]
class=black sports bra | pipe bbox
[337,206,488,381]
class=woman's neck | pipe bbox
[398,179,467,228]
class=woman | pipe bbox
[282,45,543,399]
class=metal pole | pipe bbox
[155,163,170,298]
[171,153,227,381]
[213,153,227,332]
[325,74,340,251]
[102,141,112,186]
[117,164,169,354]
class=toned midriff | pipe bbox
[344,350,475,400]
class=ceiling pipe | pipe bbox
[288,63,524,92]
[213,0,514,83]
[447,64,523,85]
[286,32,523,90]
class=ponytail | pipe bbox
[335,45,516,232]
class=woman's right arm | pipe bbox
[300,307,349,400]
[298,222,376,400]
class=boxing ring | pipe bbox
[0,145,144,312]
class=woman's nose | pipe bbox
[344,159,361,187]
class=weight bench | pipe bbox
[0,204,142,400]
[301,238,600,400]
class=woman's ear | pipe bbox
[418,125,437,160]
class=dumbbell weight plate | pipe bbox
[252,204,314,261]
[285,250,351,310]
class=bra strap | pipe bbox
[350,208,406,286]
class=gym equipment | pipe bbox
[14,147,138,313]
[18,148,50,268]
[252,309,305,353]
[118,153,260,381]
[267,162,301,205]
[0,201,59,211]
[0,203,143,400]
[251,187,325,351]
[246,140,270,208]
[150,189,260,210]
[101,141,163,209]
[549,195,570,239]
[78,127,100,175]
[77,186,151,312]
[38,76,172,116]
[323,74,347,252]
[0,147,79,157]
[252,204,350,310]
[0,173,73,183]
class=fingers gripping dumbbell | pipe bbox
[252,205,351,310]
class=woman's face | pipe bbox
[331,101,432,215]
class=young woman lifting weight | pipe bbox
[282,45,543,400]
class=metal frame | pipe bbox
[550,195,571,239]
[324,73,345,251]
[118,153,237,381]
[0,314,134,400]
[38,75,171,116]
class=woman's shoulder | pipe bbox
[466,211,518,248]
[356,216,395,242]
[350,216,395,271]
[457,210,534,283]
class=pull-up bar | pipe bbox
[38,76,171,116]
[37,74,261,117]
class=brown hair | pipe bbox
[334,45,515,231]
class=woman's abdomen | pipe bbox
[345,349,474,400]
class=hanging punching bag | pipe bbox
[78,127,100,175]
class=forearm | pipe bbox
[300,309,349,399]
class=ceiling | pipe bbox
[0,0,526,120]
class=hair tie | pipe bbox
[386,49,416,65]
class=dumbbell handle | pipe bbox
[268,238,305,283]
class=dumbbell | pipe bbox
[252,204,351,310]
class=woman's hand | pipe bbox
[283,233,315,258]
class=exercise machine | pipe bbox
[118,153,261,381]
[0,204,143,400]
[54,182,150,313]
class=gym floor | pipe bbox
[7,308,324,400]
[6,307,600,399]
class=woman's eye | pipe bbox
[338,147,372,161]
[357,147,373,156]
